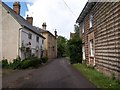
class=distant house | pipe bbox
[34,23,57,59]
[1,2,45,62]
[76,2,120,80]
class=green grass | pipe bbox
[73,64,120,89]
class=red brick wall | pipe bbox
[92,2,120,80]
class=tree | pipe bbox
[67,24,82,64]
[57,36,67,57]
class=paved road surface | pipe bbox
[3,58,96,88]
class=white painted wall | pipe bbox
[2,6,21,62]
[20,28,44,59]
[0,2,2,89]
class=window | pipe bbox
[90,14,93,28]
[90,39,94,57]
[42,40,44,44]
[53,46,55,51]
[82,45,85,60]
[36,36,39,42]
[28,33,32,39]
[82,22,84,33]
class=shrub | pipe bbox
[30,59,40,68]
[21,57,42,69]
[21,60,31,69]
[2,59,9,68]
[2,56,43,69]
[9,59,22,69]
[41,57,48,63]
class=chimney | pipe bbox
[26,15,33,25]
[54,29,57,37]
[13,2,21,15]
[42,22,47,30]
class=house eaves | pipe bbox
[76,2,96,24]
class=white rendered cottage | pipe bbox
[1,2,45,62]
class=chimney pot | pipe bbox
[54,29,57,37]
[42,22,47,30]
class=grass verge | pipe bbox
[73,64,120,89]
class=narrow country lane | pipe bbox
[3,58,96,88]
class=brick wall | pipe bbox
[78,2,120,80]
[92,2,120,80]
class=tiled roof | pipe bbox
[34,26,56,38]
[2,2,45,39]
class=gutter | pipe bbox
[76,2,96,24]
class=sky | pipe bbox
[3,0,88,39]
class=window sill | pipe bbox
[90,56,94,58]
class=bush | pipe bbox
[2,56,43,69]
[21,57,42,69]
[41,57,48,63]
[21,60,31,69]
[30,59,40,68]
[2,59,9,68]
[9,59,22,69]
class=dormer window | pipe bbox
[82,22,84,33]
[90,14,93,28]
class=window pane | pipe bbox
[90,40,94,56]
[28,33,32,39]
[90,15,93,28]
[36,36,39,42]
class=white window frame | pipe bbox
[82,45,85,60]
[82,22,84,33]
[90,14,93,28]
[90,40,94,57]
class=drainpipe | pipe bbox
[18,27,23,58]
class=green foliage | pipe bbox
[57,36,68,57]
[73,64,120,89]
[74,24,79,36]
[67,35,82,64]
[2,59,9,68]
[21,60,31,69]
[41,57,48,63]
[2,56,47,69]
[21,57,42,69]
[30,59,41,68]
[9,59,22,69]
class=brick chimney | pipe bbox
[26,15,33,25]
[13,2,21,15]
[42,22,47,30]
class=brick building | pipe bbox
[76,2,120,80]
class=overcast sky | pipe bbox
[3,0,88,39]
[25,0,88,39]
